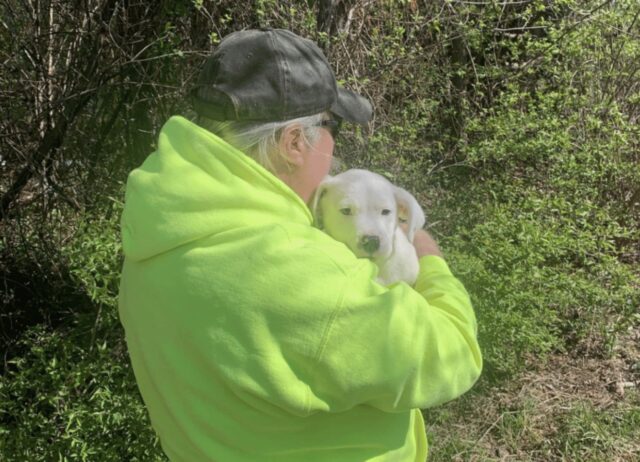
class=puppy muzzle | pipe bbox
[358,235,380,255]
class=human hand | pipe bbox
[411,229,443,258]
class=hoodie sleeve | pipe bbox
[305,255,482,414]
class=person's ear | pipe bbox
[278,124,307,168]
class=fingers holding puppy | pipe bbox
[412,229,443,258]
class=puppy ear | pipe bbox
[394,186,425,242]
[309,176,333,229]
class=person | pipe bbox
[118,28,482,462]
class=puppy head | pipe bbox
[311,169,423,259]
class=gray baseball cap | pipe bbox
[190,28,373,125]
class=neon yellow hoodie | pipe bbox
[118,116,482,462]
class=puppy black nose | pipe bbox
[359,235,380,254]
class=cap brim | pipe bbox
[330,87,372,126]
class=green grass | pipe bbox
[424,377,640,461]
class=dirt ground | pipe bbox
[426,324,640,461]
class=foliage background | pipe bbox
[1,0,639,460]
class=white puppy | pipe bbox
[311,169,426,286]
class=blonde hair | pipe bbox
[196,113,325,174]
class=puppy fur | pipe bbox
[311,169,425,286]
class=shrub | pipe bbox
[0,325,165,461]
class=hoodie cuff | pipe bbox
[418,255,452,276]
[414,255,457,292]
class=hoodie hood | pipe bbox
[121,116,312,261]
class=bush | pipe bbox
[423,83,640,379]
[0,325,165,461]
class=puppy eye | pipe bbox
[381,209,391,216]
[340,208,352,216]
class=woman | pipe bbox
[118,28,482,462]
